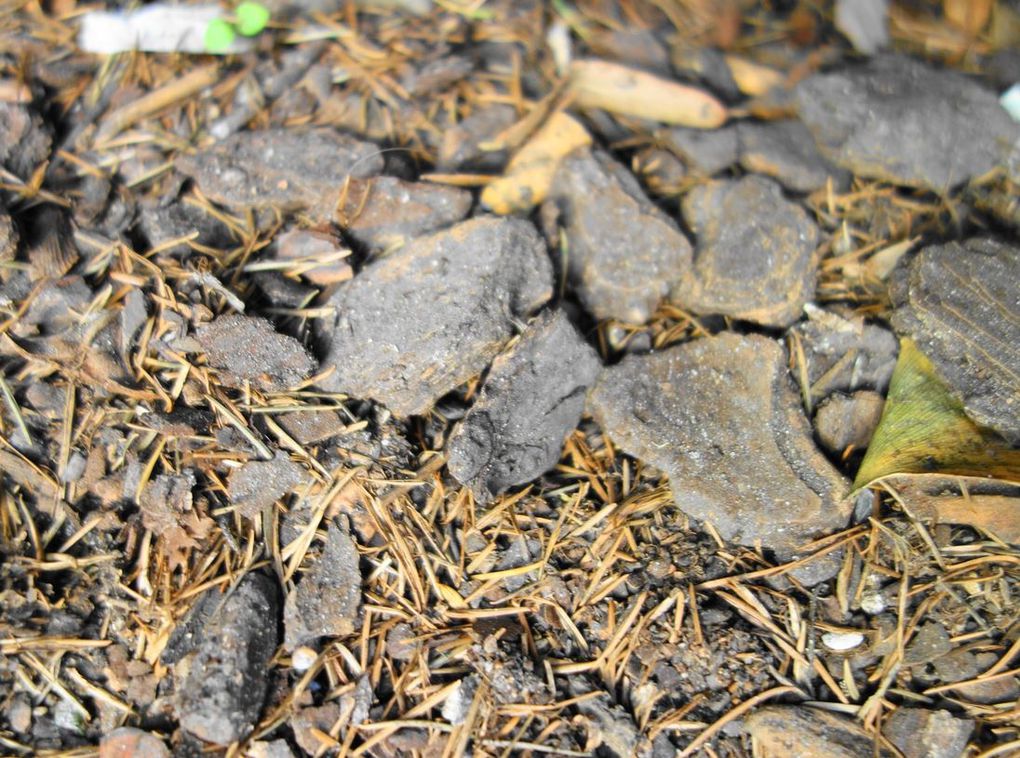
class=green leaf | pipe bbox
[853,338,1020,491]
[204,18,237,53]
[235,1,271,36]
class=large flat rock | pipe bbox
[446,310,602,502]
[673,176,820,328]
[550,148,693,323]
[589,334,851,570]
[890,238,1020,443]
[795,56,1019,190]
[321,216,553,416]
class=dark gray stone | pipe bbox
[437,104,516,172]
[176,128,383,218]
[890,238,1020,443]
[447,310,601,502]
[795,56,1019,190]
[196,314,317,393]
[0,103,51,180]
[738,119,850,193]
[550,148,693,323]
[174,572,280,745]
[321,216,553,416]
[284,521,362,649]
[657,125,739,176]
[589,334,851,579]
[339,176,473,253]
[883,708,973,758]
[673,175,819,328]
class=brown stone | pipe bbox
[814,390,885,455]
[746,705,894,757]
[883,708,973,758]
[550,148,693,323]
[99,727,171,758]
[321,216,553,416]
[589,333,851,579]
[673,176,819,328]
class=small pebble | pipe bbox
[822,631,865,652]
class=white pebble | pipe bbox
[822,631,865,652]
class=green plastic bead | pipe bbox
[235,1,271,36]
[204,18,237,53]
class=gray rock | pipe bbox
[284,521,362,649]
[814,390,885,455]
[321,216,553,416]
[227,454,310,518]
[657,125,739,176]
[174,572,280,745]
[883,708,973,758]
[135,200,234,257]
[447,310,601,502]
[340,176,473,253]
[0,103,51,180]
[738,119,850,193]
[195,314,317,392]
[437,104,516,171]
[589,334,851,577]
[673,176,819,328]
[795,56,1019,190]
[176,128,383,218]
[550,148,693,323]
[890,238,1020,443]
[746,705,895,757]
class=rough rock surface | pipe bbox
[172,572,280,745]
[883,708,973,758]
[746,705,895,757]
[814,390,885,455]
[795,56,1019,190]
[227,454,309,518]
[673,176,819,328]
[550,148,692,323]
[176,128,383,217]
[196,314,317,392]
[99,727,171,758]
[340,176,473,253]
[0,103,51,179]
[658,125,739,176]
[446,310,601,502]
[588,334,851,573]
[284,521,362,649]
[321,216,553,416]
[738,119,849,193]
[890,238,1020,443]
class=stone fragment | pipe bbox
[835,0,889,55]
[195,314,317,392]
[173,572,280,745]
[745,705,894,757]
[284,521,362,649]
[883,708,973,758]
[657,125,739,176]
[437,104,516,171]
[340,176,473,253]
[176,128,383,218]
[321,216,553,416]
[814,390,885,455]
[795,56,1019,190]
[135,200,234,257]
[278,409,347,445]
[0,103,52,179]
[550,148,693,323]
[738,119,850,193]
[273,228,352,286]
[227,454,309,518]
[673,176,819,328]
[99,727,171,758]
[589,334,851,575]
[790,306,899,396]
[890,238,1020,443]
[447,310,601,502]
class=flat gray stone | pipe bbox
[657,125,739,176]
[738,119,850,193]
[795,56,1019,190]
[173,572,280,745]
[284,521,362,649]
[176,128,383,217]
[890,237,1020,443]
[195,314,317,392]
[227,454,309,519]
[550,148,693,323]
[673,176,819,328]
[589,334,851,575]
[340,176,473,253]
[883,708,973,758]
[746,706,895,758]
[321,216,553,416]
[447,310,601,502]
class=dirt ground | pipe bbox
[1,1,1019,756]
